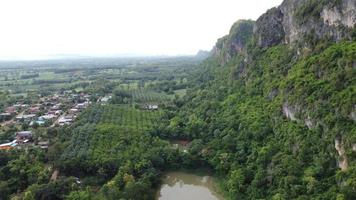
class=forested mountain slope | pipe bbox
[158,0,356,199]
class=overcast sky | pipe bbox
[0,0,283,60]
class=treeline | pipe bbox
[33,79,72,84]
[20,73,39,79]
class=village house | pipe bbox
[44,102,55,107]
[13,104,21,108]
[28,106,40,114]
[58,115,74,126]
[75,102,89,110]
[39,114,56,121]
[69,108,79,114]
[50,95,59,101]
[99,96,112,104]
[47,110,56,115]
[5,106,17,114]
[13,104,29,108]
[0,113,13,121]
[51,103,62,110]
[30,120,45,126]
[55,110,62,115]
[146,104,158,110]
[16,131,32,143]
[16,114,36,122]
[37,141,49,149]
[64,90,72,94]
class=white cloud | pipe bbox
[0,0,283,59]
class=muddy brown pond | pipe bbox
[156,171,224,200]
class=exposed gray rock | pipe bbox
[305,116,315,129]
[350,105,356,122]
[254,0,355,48]
[335,136,348,171]
[228,20,255,55]
[283,102,298,121]
[321,0,356,28]
[254,8,285,48]
[212,20,255,64]
[351,112,356,122]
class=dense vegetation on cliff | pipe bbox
[158,40,355,199]
[157,1,356,199]
[155,0,356,198]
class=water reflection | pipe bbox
[157,172,224,200]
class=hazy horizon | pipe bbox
[0,0,283,61]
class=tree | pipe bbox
[226,169,245,196]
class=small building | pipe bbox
[51,104,61,110]
[5,106,17,114]
[30,120,45,126]
[51,95,59,101]
[55,110,62,115]
[65,115,74,120]
[100,96,112,103]
[14,104,28,108]
[47,110,56,115]
[37,141,49,149]
[75,102,88,109]
[44,102,54,107]
[146,104,158,110]
[69,108,79,113]
[39,114,56,121]
[16,131,32,143]
[16,114,36,121]
[0,113,13,121]
[13,104,21,108]
[58,116,73,126]
[28,107,40,114]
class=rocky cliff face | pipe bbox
[255,0,355,48]
[212,20,255,64]
[254,7,285,48]
[213,0,355,62]
[210,0,356,173]
[320,0,355,28]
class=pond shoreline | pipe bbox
[156,170,225,200]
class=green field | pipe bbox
[78,104,162,131]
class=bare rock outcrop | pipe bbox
[282,103,298,121]
[335,136,348,171]
[212,20,255,64]
[254,0,355,48]
[254,8,285,48]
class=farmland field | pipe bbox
[0,56,204,199]
[59,104,167,178]
[78,104,162,131]
[0,57,199,98]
